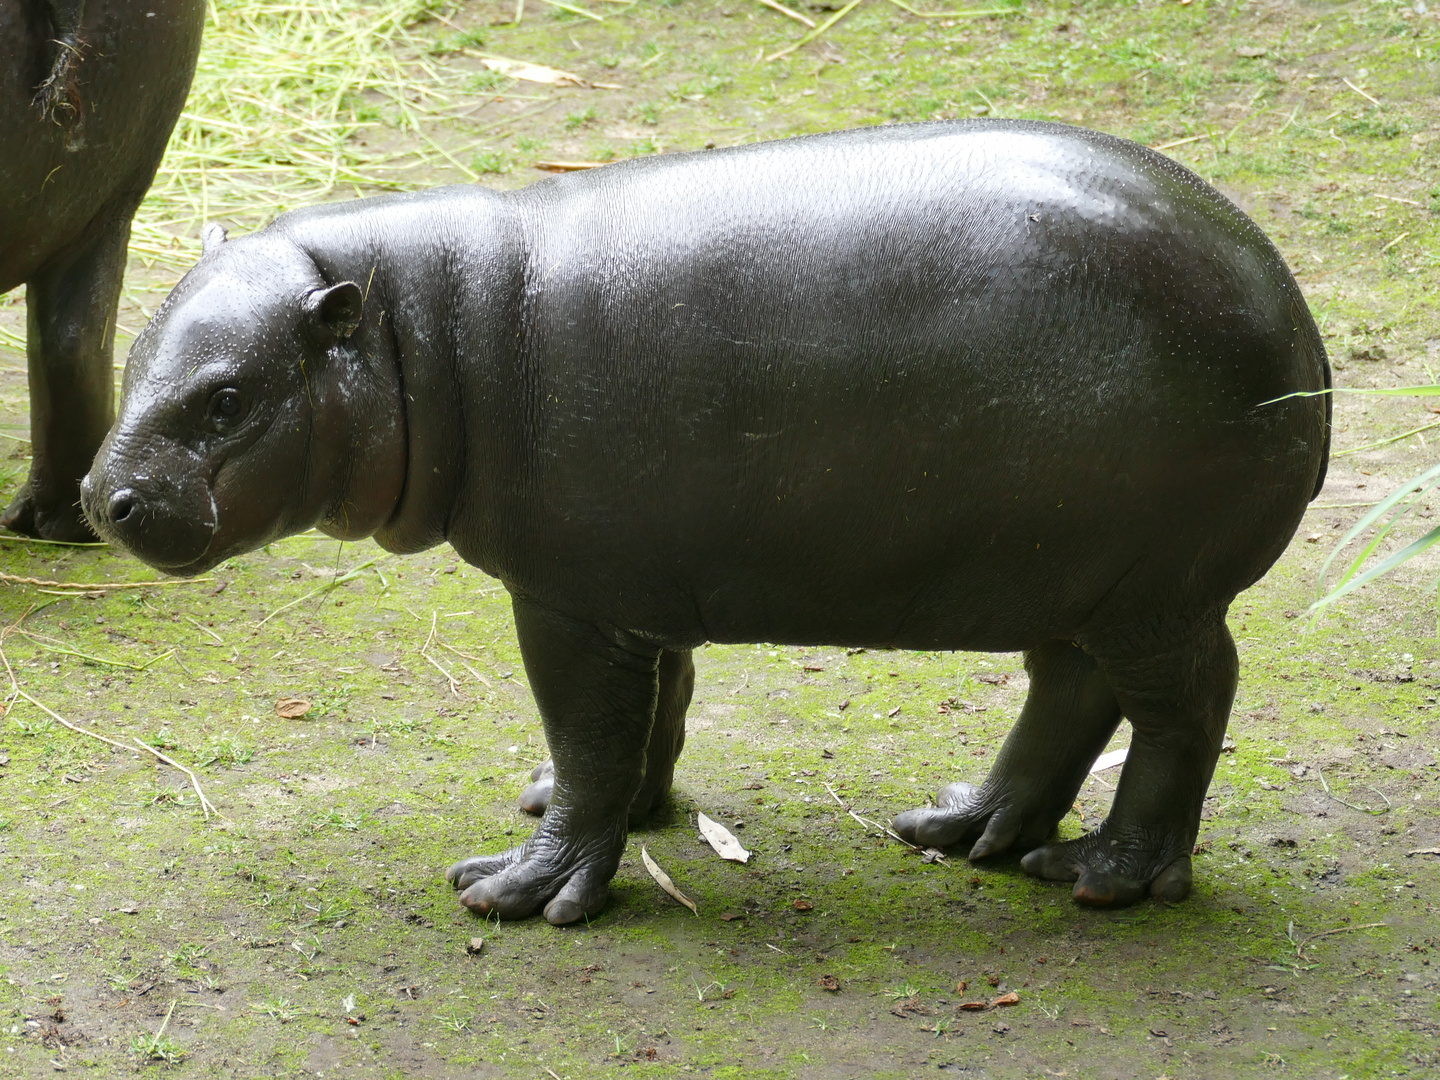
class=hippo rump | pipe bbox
[0,0,205,540]
[82,120,1330,924]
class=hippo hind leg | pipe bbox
[519,648,693,826]
[893,640,1122,858]
[1021,616,1237,906]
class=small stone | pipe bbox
[466,937,485,956]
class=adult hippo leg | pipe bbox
[448,596,660,924]
[1,204,130,541]
[519,648,693,825]
[1021,617,1237,906]
[893,640,1122,857]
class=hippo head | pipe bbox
[82,224,403,574]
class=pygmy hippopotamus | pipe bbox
[81,120,1330,924]
[0,0,205,540]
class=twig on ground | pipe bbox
[134,738,218,819]
[0,572,210,590]
[825,781,927,853]
[754,0,815,28]
[17,630,173,671]
[1341,77,1380,106]
[1316,768,1390,814]
[1295,921,1386,960]
[886,0,1015,17]
[0,534,105,547]
[0,608,216,819]
[421,611,461,695]
[766,0,863,61]
[255,555,386,627]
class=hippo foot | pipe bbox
[1,484,98,543]
[519,759,670,827]
[1019,823,1193,907]
[892,781,1059,860]
[445,826,616,926]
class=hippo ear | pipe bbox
[201,222,228,254]
[303,281,364,343]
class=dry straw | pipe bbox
[131,0,468,273]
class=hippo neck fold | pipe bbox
[284,188,523,557]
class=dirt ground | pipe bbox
[0,0,1438,1076]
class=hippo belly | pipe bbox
[82,120,1330,923]
[450,123,1325,655]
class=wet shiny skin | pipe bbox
[83,121,1330,922]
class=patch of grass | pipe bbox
[199,735,254,768]
[130,1030,185,1064]
[252,995,298,1023]
[471,150,511,174]
[468,69,514,92]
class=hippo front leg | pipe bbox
[447,596,660,925]
[520,647,693,824]
[894,640,1122,857]
[1,205,128,541]
[1021,618,1237,906]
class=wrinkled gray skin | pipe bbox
[83,122,1331,924]
[0,0,205,540]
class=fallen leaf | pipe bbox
[792,899,814,912]
[1408,847,1440,856]
[640,846,697,916]
[817,974,841,992]
[821,749,834,759]
[1149,1027,1169,1037]
[1235,46,1267,57]
[697,812,750,863]
[1089,747,1128,773]
[466,937,485,956]
[477,54,621,89]
[719,913,744,922]
[533,160,608,172]
[958,1000,988,1011]
[991,992,1020,1008]
[956,980,968,993]
[921,848,947,864]
[275,697,312,719]
[0,752,8,766]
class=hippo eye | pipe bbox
[208,388,244,424]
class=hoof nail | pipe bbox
[1149,857,1192,902]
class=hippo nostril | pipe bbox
[108,490,141,525]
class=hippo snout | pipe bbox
[81,466,217,573]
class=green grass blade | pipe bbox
[1315,461,1440,595]
[1312,522,1440,611]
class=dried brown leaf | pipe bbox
[640,846,697,916]
[275,697,312,719]
[697,812,750,863]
